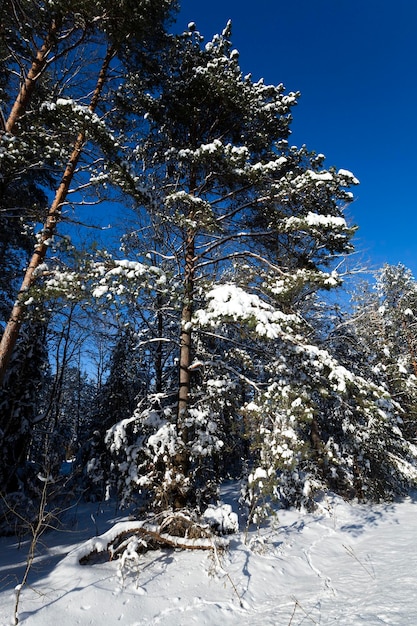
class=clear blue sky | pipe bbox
[178,0,417,277]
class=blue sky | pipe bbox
[178,0,417,278]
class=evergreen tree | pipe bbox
[0,317,49,493]
[0,0,177,499]
[0,0,178,383]
[345,265,417,440]
[83,327,147,501]
[3,12,413,520]
[103,23,365,512]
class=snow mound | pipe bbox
[202,503,239,534]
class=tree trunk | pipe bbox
[0,45,115,386]
[5,16,63,134]
[173,223,195,509]
[177,170,197,425]
[155,295,164,394]
[178,230,194,420]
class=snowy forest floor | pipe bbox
[0,484,416,625]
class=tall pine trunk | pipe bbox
[0,45,115,385]
[5,16,63,134]
[178,228,195,421]
[173,173,197,507]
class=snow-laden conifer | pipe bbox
[103,22,392,514]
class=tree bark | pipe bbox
[0,45,115,385]
[178,229,195,421]
[173,197,196,508]
[177,170,197,425]
[174,227,195,501]
[155,301,164,394]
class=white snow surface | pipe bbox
[1,486,417,625]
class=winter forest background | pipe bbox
[1,0,417,550]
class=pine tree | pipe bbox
[0,0,177,383]
[0,1,177,507]
[83,327,147,501]
[347,265,417,440]
[104,22,362,512]
[0,317,49,493]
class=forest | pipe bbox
[1,0,417,545]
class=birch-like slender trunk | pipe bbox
[0,45,115,385]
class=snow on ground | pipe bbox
[0,486,416,625]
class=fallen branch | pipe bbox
[76,517,229,565]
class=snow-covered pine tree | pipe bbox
[0,0,76,319]
[0,1,178,502]
[251,264,417,515]
[0,0,178,383]
[82,327,148,501]
[375,264,417,379]
[103,22,381,514]
[345,265,417,441]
